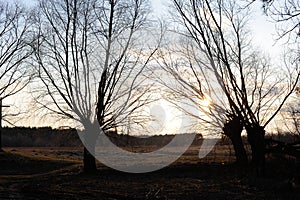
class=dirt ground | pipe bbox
[0,146,299,199]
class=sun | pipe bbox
[201,97,212,108]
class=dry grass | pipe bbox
[0,145,299,199]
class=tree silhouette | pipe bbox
[32,0,160,173]
[0,2,33,150]
[164,0,300,174]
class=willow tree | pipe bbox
[32,0,159,173]
[167,0,300,173]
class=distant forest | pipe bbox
[1,127,205,147]
[2,127,81,147]
[2,127,298,148]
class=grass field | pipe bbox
[0,144,299,199]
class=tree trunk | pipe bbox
[0,128,2,151]
[223,117,248,166]
[0,99,2,151]
[82,122,97,174]
[246,124,265,176]
[83,147,97,173]
[228,133,248,165]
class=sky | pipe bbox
[2,0,288,134]
[13,0,282,60]
[152,0,282,58]
[10,0,282,57]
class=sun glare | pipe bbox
[201,98,212,108]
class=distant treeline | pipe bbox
[219,133,300,146]
[2,127,81,147]
[103,132,203,148]
[1,127,203,147]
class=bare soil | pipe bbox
[0,146,299,199]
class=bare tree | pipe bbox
[280,83,300,136]
[0,2,33,150]
[32,0,160,173]
[256,0,300,137]
[165,0,300,174]
[264,0,300,39]
[243,0,300,42]
[156,20,248,165]
[156,57,248,163]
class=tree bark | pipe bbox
[228,133,248,165]
[83,147,97,173]
[82,122,97,174]
[223,117,248,166]
[246,124,265,176]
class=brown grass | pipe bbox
[0,145,299,199]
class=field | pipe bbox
[0,144,299,199]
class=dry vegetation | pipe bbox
[0,141,299,199]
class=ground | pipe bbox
[0,146,299,199]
